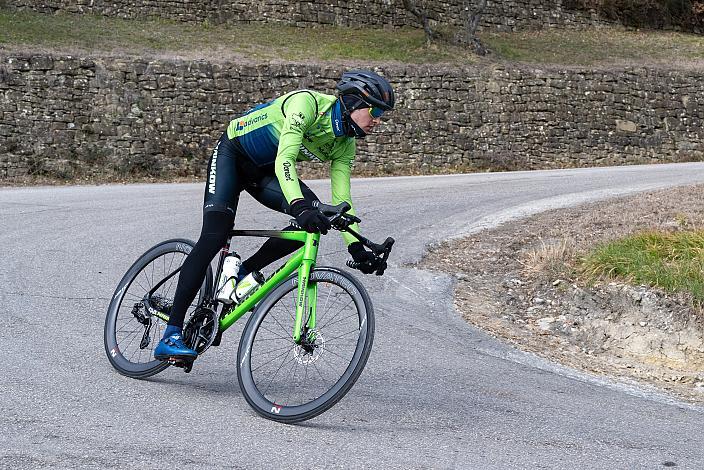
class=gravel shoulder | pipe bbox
[420,184,704,402]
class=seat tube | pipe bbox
[293,232,320,343]
[214,236,233,287]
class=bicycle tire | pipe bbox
[237,267,374,423]
[104,239,213,379]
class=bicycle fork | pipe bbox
[293,232,320,344]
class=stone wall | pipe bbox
[1,53,702,181]
[3,0,606,32]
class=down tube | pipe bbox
[219,249,304,331]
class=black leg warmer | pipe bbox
[167,210,234,328]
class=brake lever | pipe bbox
[374,237,394,275]
[330,213,361,230]
[347,237,394,276]
[374,260,388,276]
[370,237,395,257]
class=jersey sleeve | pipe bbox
[330,139,361,246]
[274,92,318,203]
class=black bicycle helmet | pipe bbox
[336,70,394,138]
[336,70,395,112]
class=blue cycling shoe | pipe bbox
[154,333,197,360]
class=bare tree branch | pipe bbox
[467,0,487,34]
[463,0,489,55]
[401,0,438,43]
[401,0,489,55]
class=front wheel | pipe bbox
[237,267,375,424]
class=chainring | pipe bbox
[182,307,219,355]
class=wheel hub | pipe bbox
[294,330,324,365]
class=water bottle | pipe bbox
[235,271,265,301]
[216,252,242,304]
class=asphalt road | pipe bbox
[2,163,704,469]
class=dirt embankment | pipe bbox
[421,184,704,402]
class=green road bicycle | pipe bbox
[104,202,394,423]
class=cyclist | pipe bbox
[154,70,395,360]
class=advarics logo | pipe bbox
[236,113,268,131]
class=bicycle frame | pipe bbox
[147,203,391,346]
[216,228,320,343]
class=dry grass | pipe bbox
[1,9,704,67]
[522,238,576,276]
[0,9,479,64]
[483,27,704,67]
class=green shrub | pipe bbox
[579,230,704,304]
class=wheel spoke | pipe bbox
[258,323,293,341]
[320,346,353,364]
[165,253,181,296]
[319,283,333,323]
[322,328,360,344]
[265,313,294,339]
[251,345,295,373]
[318,310,357,331]
[119,328,141,356]
[284,359,300,406]
[317,298,355,330]
[114,316,140,335]
[253,343,296,358]
[261,350,296,397]
[310,360,332,389]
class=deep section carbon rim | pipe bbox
[238,268,374,423]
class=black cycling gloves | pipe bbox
[289,201,386,275]
[348,241,386,274]
[289,199,332,234]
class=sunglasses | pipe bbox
[368,107,385,118]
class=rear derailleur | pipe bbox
[132,294,173,350]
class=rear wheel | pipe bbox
[237,267,374,423]
[104,239,213,378]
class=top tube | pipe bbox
[229,229,308,241]
[229,202,354,239]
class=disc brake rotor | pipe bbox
[294,330,325,365]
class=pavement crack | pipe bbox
[3,292,109,301]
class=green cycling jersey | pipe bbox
[226,90,359,244]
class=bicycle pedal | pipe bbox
[167,357,195,373]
